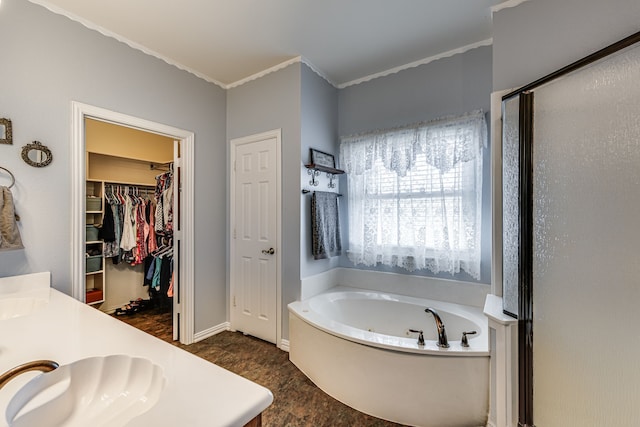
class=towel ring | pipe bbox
[0,166,16,189]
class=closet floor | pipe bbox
[113,309,404,427]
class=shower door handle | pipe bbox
[262,248,275,255]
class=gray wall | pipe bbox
[337,45,493,284]
[493,0,640,92]
[0,0,228,333]
[9,0,620,340]
[300,64,340,278]
[226,64,302,340]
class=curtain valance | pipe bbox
[340,110,486,176]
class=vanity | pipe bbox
[0,272,272,426]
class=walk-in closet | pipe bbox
[84,118,176,335]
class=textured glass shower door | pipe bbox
[501,96,520,318]
[531,43,640,426]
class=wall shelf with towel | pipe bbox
[304,164,344,188]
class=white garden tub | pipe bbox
[288,286,489,427]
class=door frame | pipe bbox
[70,101,196,345]
[229,129,282,348]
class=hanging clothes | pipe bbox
[154,170,173,236]
[100,169,174,307]
[142,168,175,306]
[147,200,157,253]
[103,184,155,264]
[99,199,116,242]
[120,193,137,251]
[132,198,148,265]
[102,201,120,259]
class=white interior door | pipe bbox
[231,131,280,344]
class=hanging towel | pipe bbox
[311,191,342,260]
[0,186,24,251]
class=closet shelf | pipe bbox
[304,163,345,175]
[86,270,103,276]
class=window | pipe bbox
[339,111,486,280]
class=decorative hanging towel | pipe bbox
[311,191,342,260]
[0,186,24,250]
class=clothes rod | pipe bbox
[301,189,342,196]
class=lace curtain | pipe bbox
[339,110,486,280]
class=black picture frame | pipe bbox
[310,148,335,169]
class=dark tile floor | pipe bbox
[114,307,404,427]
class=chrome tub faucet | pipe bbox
[425,308,449,348]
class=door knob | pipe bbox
[262,248,275,255]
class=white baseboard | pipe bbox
[193,322,287,352]
[193,321,230,343]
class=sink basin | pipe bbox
[6,355,166,427]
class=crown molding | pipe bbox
[28,0,497,91]
[337,38,493,89]
[491,0,531,14]
[27,0,227,89]
[227,56,338,89]
[300,57,338,88]
[226,56,302,89]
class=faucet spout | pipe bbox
[0,360,59,390]
[425,308,449,348]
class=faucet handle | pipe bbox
[461,330,477,348]
[408,329,425,346]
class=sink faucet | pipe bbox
[0,360,59,390]
[425,308,449,348]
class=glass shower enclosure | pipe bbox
[502,32,640,426]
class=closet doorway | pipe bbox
[71,102,196,345]
[85,119,175,332]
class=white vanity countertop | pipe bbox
[0,285,273,426]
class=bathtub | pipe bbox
[288,287,489,427]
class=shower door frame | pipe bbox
[502,30,640,427]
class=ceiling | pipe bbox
[28,0,520,89]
